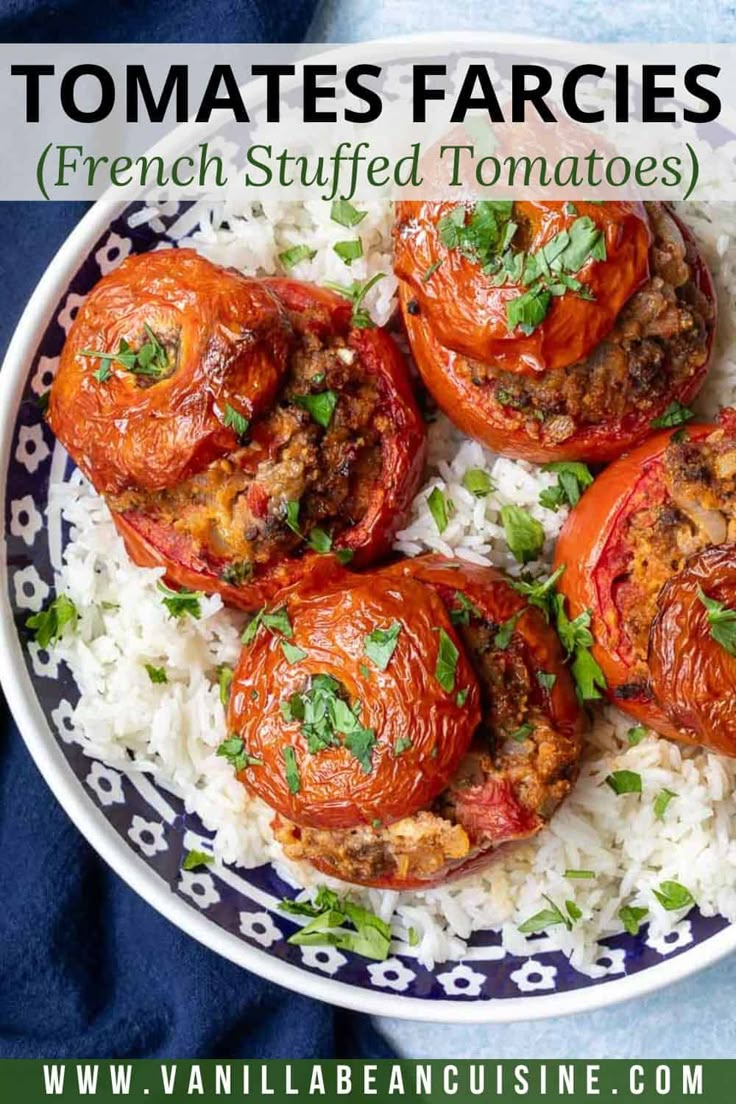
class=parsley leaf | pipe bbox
[540,462,594,510]
[698,588,736,656]
[619,904,649,936]
[494,611,522,650]
[508,722,534,742]
[565,869,595,879]
[537,670,557,690]
[222,404,249,441]
[364,621,402,670]
[462,468,493,498]
[393,736,413,756]
[435,628,459,693]
[654,788,677,819]
[217,664,233,705]
[651,402,694,429]
[324,272,385,328]
[220,561,253,586]
[182,849,213,871]
[279,244,316,269]
[627,725,648,746]
[281,885,390,961]
[217,734,263,772]
[519,894,574,934]
[307,527,332,554]
[157,581,202,620]
[331,199,367,227]
[606,770,642,795]
[281,641,307,665]
[26,594,78,648]
[449,591,481,627]
[344,726,377,773]
[653,881,695,911]
[292,390,338,428]
[500,505,544,564]
[510,565,565,620]
[334,239,363,265]
[145,664,167,684]
[282,746,301,793]
[427,486,451,534]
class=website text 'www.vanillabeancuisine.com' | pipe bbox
[14,1061,711,1103]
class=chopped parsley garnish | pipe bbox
[653,881,694,911]
[408,926,420,946]
[222,404,250,441]
[427,486,451,534]
[282,746,301,793]
[570,647,607,702]
[36,390,51,412]
[510,565,565,620]
[217,664,233,705]
[619,904,648,936]
[456,687,469,707]
[508,722,534,742]
[537,670,557,690]
[654,788,677,820]
[217,735,263,772]
[145,664,167,684]
[220,561,252,586]
[283,674,376,771]
[539,462,594,511]
[330,199,367,228]
[307,527,332,554]
[462,468,493,498]
[157,581,202,620]
[449,591,481,627]
[279,244,316,269]
[26,594,78,648]
[364,621,402,670]
[566,900,583,922]
[182,849,213,871]
[393,736,413,756]
[500,505,544,564]
[292,389,338,428]
[651,401,694,429]
[241,604,293,645]
[605,770,642,795]
[421,259,444,283]
[335,548,354,566]
[627,725,648,746]
[494,611,522,650]
[80,324,169,380]
[519,894,576,934]
[565,869,595,880]
[435,628,459,693]
[698,588,736,656]
[436,205,605,337]
[279,885,391,961]
[554,601,594,655]
[334,239,363,265]
[281,641,307,665]
[359,664,371,679]
[324,272,385,329]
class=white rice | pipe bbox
[44,199,736,975]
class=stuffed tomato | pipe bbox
[554,411,736,748]
[226,556,583,889]
[49,253,426,609]
[394,201,715,463]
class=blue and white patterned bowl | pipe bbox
[2,195,736,1023]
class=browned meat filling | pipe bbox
[616,429,736,666]
[466,205,713,443]
[275,613,581,886]
[109,331,386,568]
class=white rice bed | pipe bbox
[46,199,736,976]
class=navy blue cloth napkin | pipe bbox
[0,0,395,1060]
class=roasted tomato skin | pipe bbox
[649,544,736,756]
[395,200,652,375]
[227,565,481,830]
[49,249,293,495]
[554,423,717,739]
[301,554,583,890]
[396,209,715,464]
[112,279,426,611]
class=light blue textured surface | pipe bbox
[308,0,736,1058]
